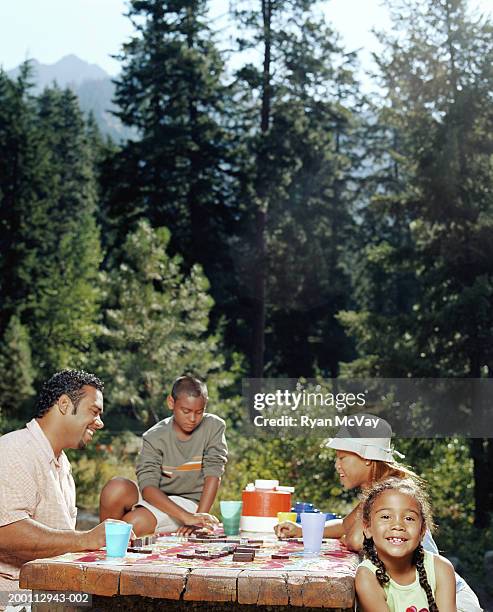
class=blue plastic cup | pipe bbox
[294,501,314,512]
[105,519,132,557]
[292,501,314,523]
[301,512,326,555]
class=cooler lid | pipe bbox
[254,479,279,489]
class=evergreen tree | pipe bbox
[267,18,363,377]
[105,0,237,314]
[24,88,102,376]
[98,220,227,426]
[0,64,42,332]
[339,0,493,524]
[232,2,362,377]
[0,70,102,380]
[0,315,35,423]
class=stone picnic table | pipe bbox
[19,535,359,611]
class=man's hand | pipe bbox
[80,521,136,551]
[80,522,107,550]
[274,520,301,539]
[180,511,219,531]
[0,518,137,561]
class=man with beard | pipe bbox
[0,370,109,598]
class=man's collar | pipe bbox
[26,418,62,467]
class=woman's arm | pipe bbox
[274,520,301,538]
[275,502,360,542]
[275,517,345,539]
[342,503,364,551]
[434,555,457,612]
[355,566,390,612]
[323,518,344,538]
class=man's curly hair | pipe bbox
[35,370,104,418]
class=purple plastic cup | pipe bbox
[300,512,326,554]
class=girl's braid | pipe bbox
[363,536,390,587]
[414,544,439,612]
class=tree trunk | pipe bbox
[470,438,490,527]
[486,440,493,513]
[252,208,267,379]
[251,0,272,380]
[186,6,204,268]
[470,358,490,527]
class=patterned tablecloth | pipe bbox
[41,534,359,575]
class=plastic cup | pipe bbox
[294,501,314,512]
[105,519,132,557]
[277,512,297,523]
[292,502,314,523]
[220,501,243,535]
[300,512,326,555]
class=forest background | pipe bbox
[0,0,492,594]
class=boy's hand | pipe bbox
[181,511,219,531]
[274,520,301,539]
[176,525,198,536]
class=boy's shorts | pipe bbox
[135,493,198,533]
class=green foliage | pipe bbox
[67,437,136,510]
[395,438,491,585]
[232,4,363,376]
[24,88,102,377]
[106,0,237,313]
[0,315,35,423]
[97,220,236,426]
[338,0,493,530]
[0,64,43,331]
[0,68,102,382]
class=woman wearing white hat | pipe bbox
[276,415,414,548]
[275,415,482,611]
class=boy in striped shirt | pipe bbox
[100,376,228,535]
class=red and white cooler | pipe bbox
[240,479,294,532]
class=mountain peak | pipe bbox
[55,54,106,73]
[5,55,134,142]
[7,55,109,90]
[58,54,82,62]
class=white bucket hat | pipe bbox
[324,414,405,462]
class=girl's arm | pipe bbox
[434,555,457,612]
[355,566,390,612]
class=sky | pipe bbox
[0,0,491,76]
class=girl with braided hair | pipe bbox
[275,415,482,610]
[356,478,456,612]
